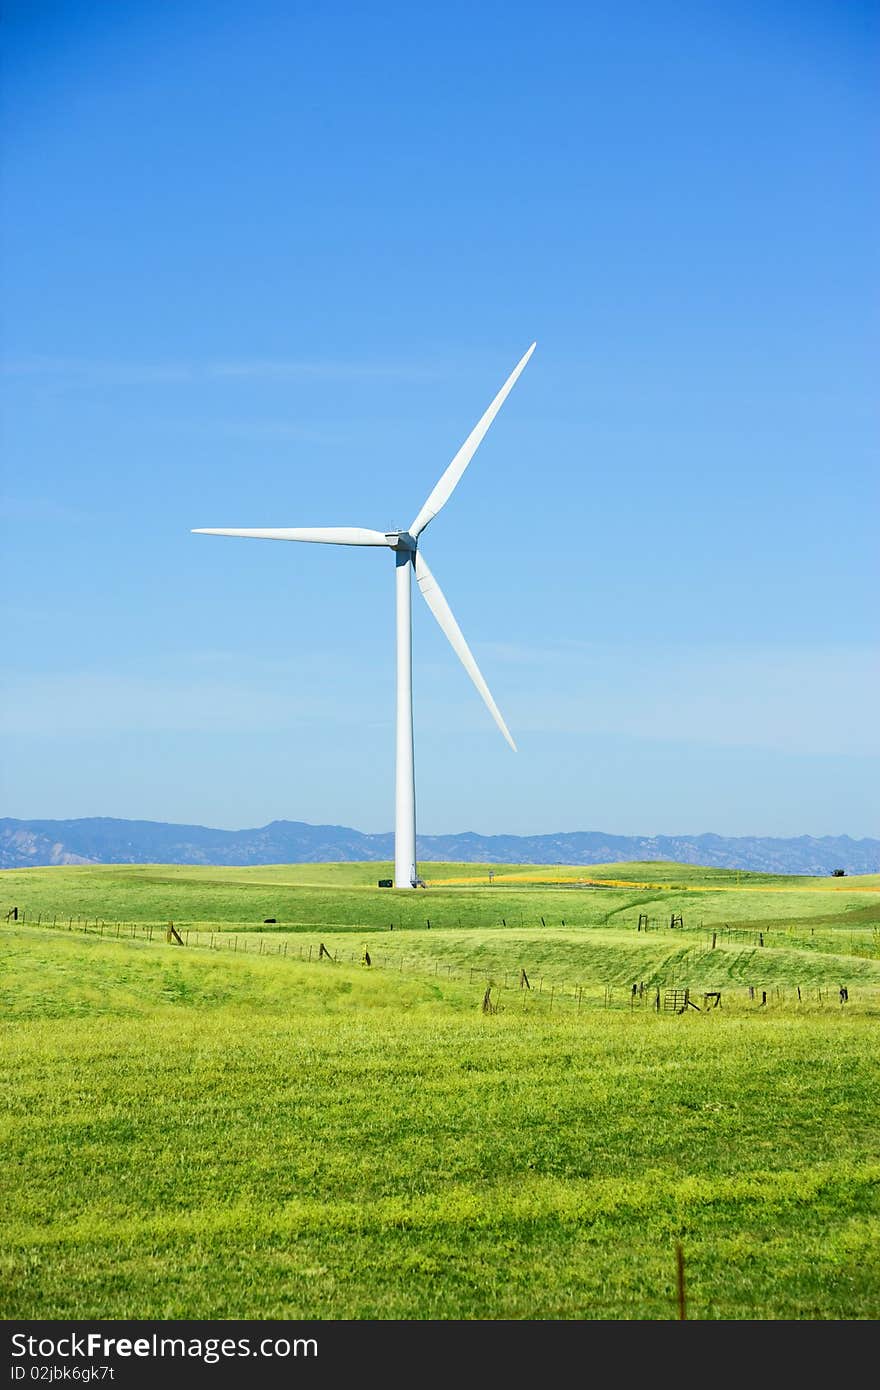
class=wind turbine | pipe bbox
[193,342,535,888]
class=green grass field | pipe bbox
[3,862,879,1319]
[5,859,879,935]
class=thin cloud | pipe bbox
[427,639,880,758]
[0,497,97,524]
[209,360,438,381]
[0,356,439,386]
[0,671,387,736]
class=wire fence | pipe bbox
[8,904,878,943]
[7,910,875,1015]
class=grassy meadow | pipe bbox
[2,861,879,1319]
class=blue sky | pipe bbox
[1,0,877,838]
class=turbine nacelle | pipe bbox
[385,531,417,552]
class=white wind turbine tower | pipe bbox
[194,342,535,888]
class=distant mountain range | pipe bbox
[1,817,878,875]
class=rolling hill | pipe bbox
[1,816,877,874]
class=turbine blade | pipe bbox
[409,341,536,539]
[192,527,391,546]
[414,550,516,751]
